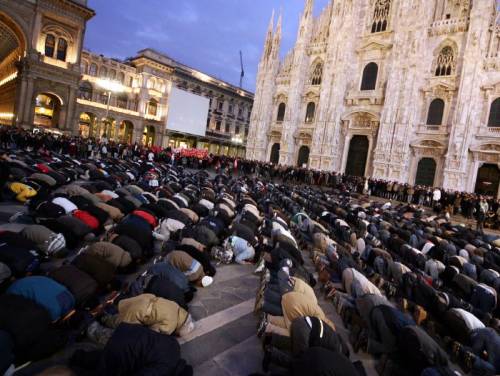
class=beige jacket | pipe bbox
[117,294,188,335]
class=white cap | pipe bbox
[201,276,213,287]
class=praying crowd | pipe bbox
[0,127,500,375]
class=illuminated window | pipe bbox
[45,34,55,57]
[56,38,67,61]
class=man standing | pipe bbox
[477,197,489,234]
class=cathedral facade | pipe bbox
[246,0,500,197]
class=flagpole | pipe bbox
[239,50,245,88]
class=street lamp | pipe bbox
[97,78,125,140]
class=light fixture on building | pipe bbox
[97,78,125,93]
[0,113,14,120]
[0,72,18,88]
[232,136,243,144]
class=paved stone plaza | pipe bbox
[0,200,378,376]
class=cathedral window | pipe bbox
[305,102,316,123]
[371,0,391,33]
[434,47,455,76]
[360,63,378,91]
[100,66,107,78]
[277,103,286,122]
[426,99,445,126]
[309,61,323,86]
[45,34,56,57]
[488,98,500,127]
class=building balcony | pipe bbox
[476,126,500,138]
[267,122,283,137]
[42,56,69,70]
[416,123,450,136]
[76,98,140,117]
[345,88,385,106]
[428,17,468,37]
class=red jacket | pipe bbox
[132,210,158,228]
[73,210,100,230]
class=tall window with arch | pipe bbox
[89,63,98,77]
[277,102,286,122]
[100,66,107,78]
[56,38,67,61]
[426,98,445,126]
[81,61,88,75]
[360,62,378,91]
[45,34,56,57]
[371,0,391,33]
[78,81,93,101]
[435,46,455,76]
[488,98,500,127]
[148,99,158,116]
[305,102,316,123]
[310,61,323,86]
[118,72,125,84]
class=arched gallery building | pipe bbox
[0,0,253,156]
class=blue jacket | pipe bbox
[149,262,190,293]
[7,276,75,321]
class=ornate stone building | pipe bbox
[0,0,253,156]
[246,0,500,197]
[0,0,94,131]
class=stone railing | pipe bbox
[477,126,500,137]
[428,17,468,36]
[416,123,449,135]
[76,98,140,117]
[345,88,385,106]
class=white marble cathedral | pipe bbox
[246,0,500,197]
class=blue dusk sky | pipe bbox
[85,0,331,92]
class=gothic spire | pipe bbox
[262,9,275,61]
[304,0,314,19]
[273,9,282,52]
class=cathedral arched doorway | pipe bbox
[34,93,62,128]
[297,145,310,167]
[475,164,500,196]
[270,143,280,164]
[345,135,369,176]
[415,158,437,187]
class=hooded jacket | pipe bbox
[87,242,132,268]
[117,294,188,335]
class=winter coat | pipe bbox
[0,294,67,363]
[21,225,66,255]
[87,242,132,268]
[149,262,190,293]
[72,253,116,288]
[49,265,98,306]
[7,276,75,321]
[117,294,188,335]
[80,323,192,376]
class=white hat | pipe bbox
[201,276,213,287]
[178,314,195,337]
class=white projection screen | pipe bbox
[166,87,210,137]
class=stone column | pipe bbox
[341,134,352,173]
